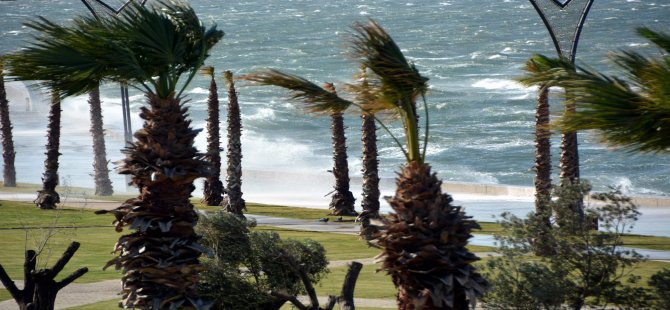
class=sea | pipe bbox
[0,0,669,217]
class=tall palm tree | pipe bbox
[222,70,246,215]
[5,2,223,308]
[323,83,357,216]
[0,59,16,187]
[201,66,224,206]
[532,85,553,254]
[243,19,487,310]
[88,85,114,196]
[34,91,61,210]
[520,27,670,154]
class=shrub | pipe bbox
[197,212,329,310]
[481,182,649,310]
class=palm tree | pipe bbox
[34,91,61,210]
[0,59,16,187]
[5,2,223,308]
[88,85,114,196]
[222,70,246,215]
[532,85,553,254]
[201,66,224,206]
[243,19,487,309]
[324,83,357,216]
[520,27,670,154]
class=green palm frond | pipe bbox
[5,0,223,99]
[349,19,429,163]
[637,27,670,54]
[518,30,670,153]
[240,69,353,114]
[350,20,428,111]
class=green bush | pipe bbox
[482,182,651,310]
[197,212,329,310]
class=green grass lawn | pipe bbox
[1,198,669,307]
[65,299,396,310]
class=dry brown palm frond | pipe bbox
[240,69,353,114]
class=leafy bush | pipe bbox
[197,212,329,310]
[482,182,650,310]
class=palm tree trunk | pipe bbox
[34,92,61,210]
[88,86,113,196]
[203,71,224,206]
[380,162,488,309]
[560,97,584,220]
[359,113,380,239]
[98,93,208,309]
[0,62,16,187]
[328,112,357,216]
[223,71,246,215]
[533,86,553,255]
[323,83,356,216]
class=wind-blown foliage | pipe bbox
[519,27,670,153]
[6,0,222,100]
[5,1,223,308]
[243,19,487,309]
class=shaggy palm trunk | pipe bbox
[35,92,61,210]
[98,93,208,309]
[378,162,488,309]
[203,72,224,206]
[359,113,380,239]
[328,112,357,216]
[533,86,553,255]
[222,71,245,215]
[88,86,113,196]
[560,99,584,220]
[0,63,16,187]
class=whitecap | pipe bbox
[471,78,525,91]
[189,87,210,94]
[242,107,277,122]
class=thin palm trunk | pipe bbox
[533,85,553,255]
[88,86,113,196]
[203,69,224,206]
[328,111,357,216]
[223,70,245,215]
[35,91,61,210]
[98,93,207,309]
[359,113,380,238]
[323,83,356,216]
[0,61,16,187]
[560,98,584,220]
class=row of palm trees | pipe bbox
[3,0,666,308]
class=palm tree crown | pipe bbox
[6,0,223,100]
[519,27,670,153]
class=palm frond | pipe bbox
[520,49,670,153]
[349,19,428,112]
[200,66,214,78]
[4,1,223,99]
[637,27,670,54]
[240,69,353,114]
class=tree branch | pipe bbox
[337,261,362,310]
[269,291,308,310]
[49,242,80,278]
[56,267,88,291]
[0,264,22,302]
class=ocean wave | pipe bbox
[471,78,526,91]
[242,107,278,122]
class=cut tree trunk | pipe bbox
[0,242,88,310]
[88,86,113,196]
[0,61,16,187]
[35,92,61,210]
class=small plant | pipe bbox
[197,212,329,309]
[482,182,650,310]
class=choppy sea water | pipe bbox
[0,0,669,208]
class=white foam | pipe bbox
[471,78,525,91]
